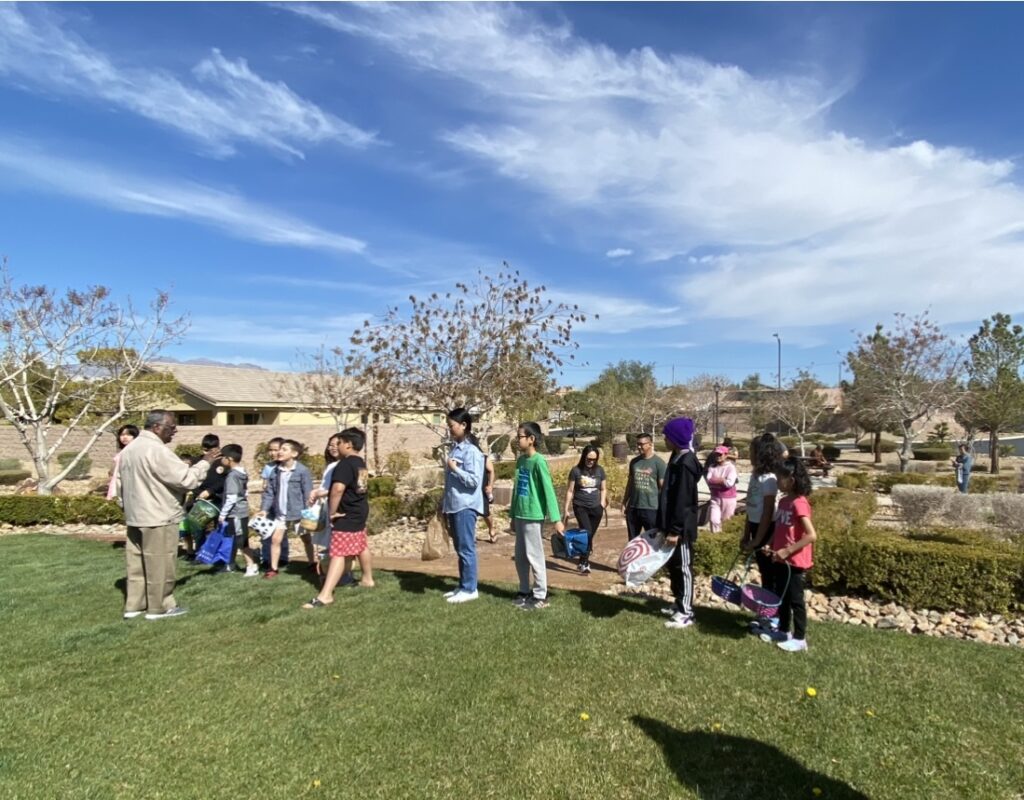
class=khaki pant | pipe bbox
[124,524,179,614]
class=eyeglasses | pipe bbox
[517,434,530,440]
[585,457,597,462]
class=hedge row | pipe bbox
[691,488,1023,614]
[840,471,1020,495]
[0,496,124,526]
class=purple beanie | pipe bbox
[663,417,695,450]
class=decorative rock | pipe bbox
[876,617,899,630]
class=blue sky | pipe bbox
[2,2,1023,388]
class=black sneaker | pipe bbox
[512,593,531,608]
[521,596,550,611]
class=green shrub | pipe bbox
[544,435,567,455]
[912,446,953,461]
[822,528,1023,614]
[367,476,396,498]
[873,473,932,494]
[385,450,411,482]
[836,471,872,491]
[488,435,510,457]
[0,469,32,486]
[857,440,898,454]
[493,461,518,481]
[0,495,124,526]
[403,487,444,520]
[57,452,92,480]
[0,458,21,471]
[174,444,205,462]
[367,496,403,534]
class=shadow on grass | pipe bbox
[633,716,871,800]
[389,570,517,601]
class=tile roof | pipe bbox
[151,361,347,407]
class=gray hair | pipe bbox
[144,410,174,430]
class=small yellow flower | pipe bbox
[332,675,340,680]
[312,779,321,789]
[579,712,590,721]
[805,687,817,698]
[865,709,876,718]
[711,722,722,731]
[812,788,822,797]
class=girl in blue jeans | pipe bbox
[442,408,485,604]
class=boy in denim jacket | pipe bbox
[257,439,313,578]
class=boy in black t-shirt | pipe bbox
[302,427,373,608]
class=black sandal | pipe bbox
[301,597,332,609]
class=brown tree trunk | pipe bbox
[873,431,882,464]
[989,430,999,474]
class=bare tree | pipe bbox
[283,345,355,430]
[771,370,828,456]
[0,261,185,493]
[674,373,732,438]
[348,267,589,449]
[846,312,965,472]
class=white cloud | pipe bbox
[187,312,369,350]
[0,139,367,255]
[549,289,681,335]
[295,3,1024,327]
[605,248,633,259]
[0,5,375,158]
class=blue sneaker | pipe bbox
[759,630,791,643]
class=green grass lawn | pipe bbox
[1,534,1022,800]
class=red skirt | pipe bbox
[330,530,368,558]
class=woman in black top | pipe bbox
[563,446,607,574]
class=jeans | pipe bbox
[572,504,603,560]
[447,509,479,593]
[625,507,658,541]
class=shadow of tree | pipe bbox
[632,716,871,800]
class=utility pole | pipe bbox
[772,333,781,391]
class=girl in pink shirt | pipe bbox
[760,456,817,652]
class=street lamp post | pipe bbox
[772,332,782,391]
[713,382,721,442]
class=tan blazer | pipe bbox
[116,430,210,527]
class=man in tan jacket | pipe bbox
[116,411,219,620]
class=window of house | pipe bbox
[227,413,237,425]
[243,413,261,425]
[177,413,197,426]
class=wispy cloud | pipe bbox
[605,248,633,258]
[0,139,367,255]
[0,5,375,158]
[187,312,369,350]
[295,3,1024,327]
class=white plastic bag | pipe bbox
[617,529,675,587]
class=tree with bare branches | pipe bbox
[0,261,185,494]
[347,267,590,448]
[771,370,828,456]
[846,312,965,472]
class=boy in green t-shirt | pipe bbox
[621,433,667,540]
[510,421,565,610]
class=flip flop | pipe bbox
[301,598,332,609]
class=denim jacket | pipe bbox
[260,462,313,521]
[442,440,485,514]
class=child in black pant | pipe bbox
[658,418,703,630]
[760,456,817,652]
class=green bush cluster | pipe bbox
[367,496,403,535]
[544,435,567,455]
[174,444,205,462]
[0,470,32,486]
[493,461,517,481]
[0,495,124,526]
[367,476,396,498]
[403,487,444,520]
[857,440,899,454]
[56,452,92,480]
[912,446,954,461]
[874,473,932,494]
[691,487,1023,613]
[836,472,873,491]
[873,471,1017,495]
[0,458,22,471]
[384,451,411,482]
[488,435,510,457]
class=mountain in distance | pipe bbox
[157,356,268,370]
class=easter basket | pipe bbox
[741,562,791,618]
[711,552,751,606]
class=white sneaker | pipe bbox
[145,607,188,620]
[664,611,694,630]
[123,610,144,619]
[244,565,260,577]
[447,590,479,604]
[443,589,459,599]
[760,630,791,644]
